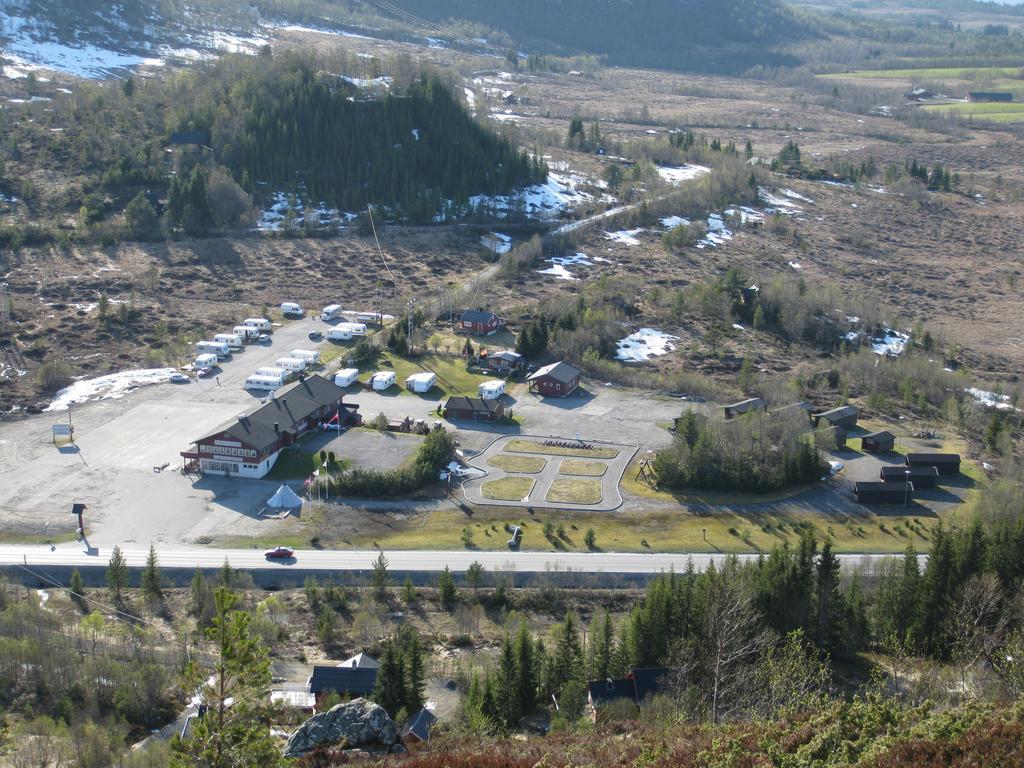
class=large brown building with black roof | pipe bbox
[181,374,358,478]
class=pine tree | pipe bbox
[141,544,163,607]
[372,641,407,718]
[371,551,390,599]
[173,589,284,768]
[69,568,85,600]
[514,623,536,715]
[814,539,842,653]
[106,545,129,601]
[494,635,519,728]
[438,566,457,609]
[588,609,613,680]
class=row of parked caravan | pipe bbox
[194,317,273,374]
[245,348,323,392]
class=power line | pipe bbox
[367,204,399,305]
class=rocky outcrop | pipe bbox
[283,698,402,758]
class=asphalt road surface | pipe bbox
[1,543,901,577]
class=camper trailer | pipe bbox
[326,327,353,342]
[356,312,380,325]
[234,325,259,342]
[479,380,506,400]
[371,371,396,391]
[275,357,307,372]
[214,333,244,351]
[196,340,230,358]
[194,353,219,372]
[242,318,272,333]
[290,349,321,365]
[334,368,359,387]
[280,302,304,318]
[254,366,289,381]
[244,375,284,392]
[406,372,437,394]
[320,304,342,321]
[337,322,367,336]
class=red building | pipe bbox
[459,309,505,336]
[527,361,580,397]
[181,375,358,478]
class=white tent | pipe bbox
[267,484,303,509]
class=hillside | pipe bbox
[377,0,816,72]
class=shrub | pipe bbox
[37,359,72,392]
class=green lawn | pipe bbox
[505,439,619,459]
[481,476,535,501]
[546,478,604,504]
[487,454,547,474]
[559,459,608,477]
[923,101,1024,123]
[819,66,1022,81]
[362,353,495,397]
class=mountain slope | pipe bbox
[376,0,817,72]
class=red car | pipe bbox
[264,546,294,559]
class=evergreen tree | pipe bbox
[438,566,457,609]
[174,589,284,768]
[814,539,842,653]
[106,545,129,601]
[588,609,613,680]
[514,623,537,715]
[371,551,390,599]
[141,544,163,607]
[399,625,425,713]
[494,635,520,729]
[914,524,956,656]
[372,641,407,718]
[69,568,85,600]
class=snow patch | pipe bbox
[615,328,679,362]
[481,232,512,254]
[967,388,1017,412]
[660,215,690,229]
[340,74,392,89]
[537,252,600,281]
[871,329,909,357]
[469,171,601,221]
[604,229,644,246]
[656,165,710,186]
[45,368,179,412]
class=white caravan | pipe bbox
[479,380,506,400]
[406,372,437,393]
[371,371,396,391]
[275,356,307,372]
[196,340,230,358]
[214,333,244,351]
[242,318,272,332]
[334,368,359,387]
[320,304,343,321]
[280,302,304,317]
[290,349,321,365]
[326,327,353,342]
[337,322,367,336]
[234,325,259,341]
[245,375,284,392]
[194,353,218,371]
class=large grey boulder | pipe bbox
[284,698,400,758]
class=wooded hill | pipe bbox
[183,53,543,217]
[374,0,816,72]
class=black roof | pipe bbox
[968,91,1012,100]
[724,397,766,413]
[856,481,913,492]
[444,396,502,415]
[198,375,351,450]
[404,708,436,742]
[461,309,501,323]
[628,667,669,702]
[587,677,638,706]
[815,405,859,421]
[906,453,961,465]
[528,360,581,385]
[863,430,895,441]
[308,666,378,696]
[881,466,938,479]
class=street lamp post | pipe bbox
[904,469,911,507]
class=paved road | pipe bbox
[0,543,901,576]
